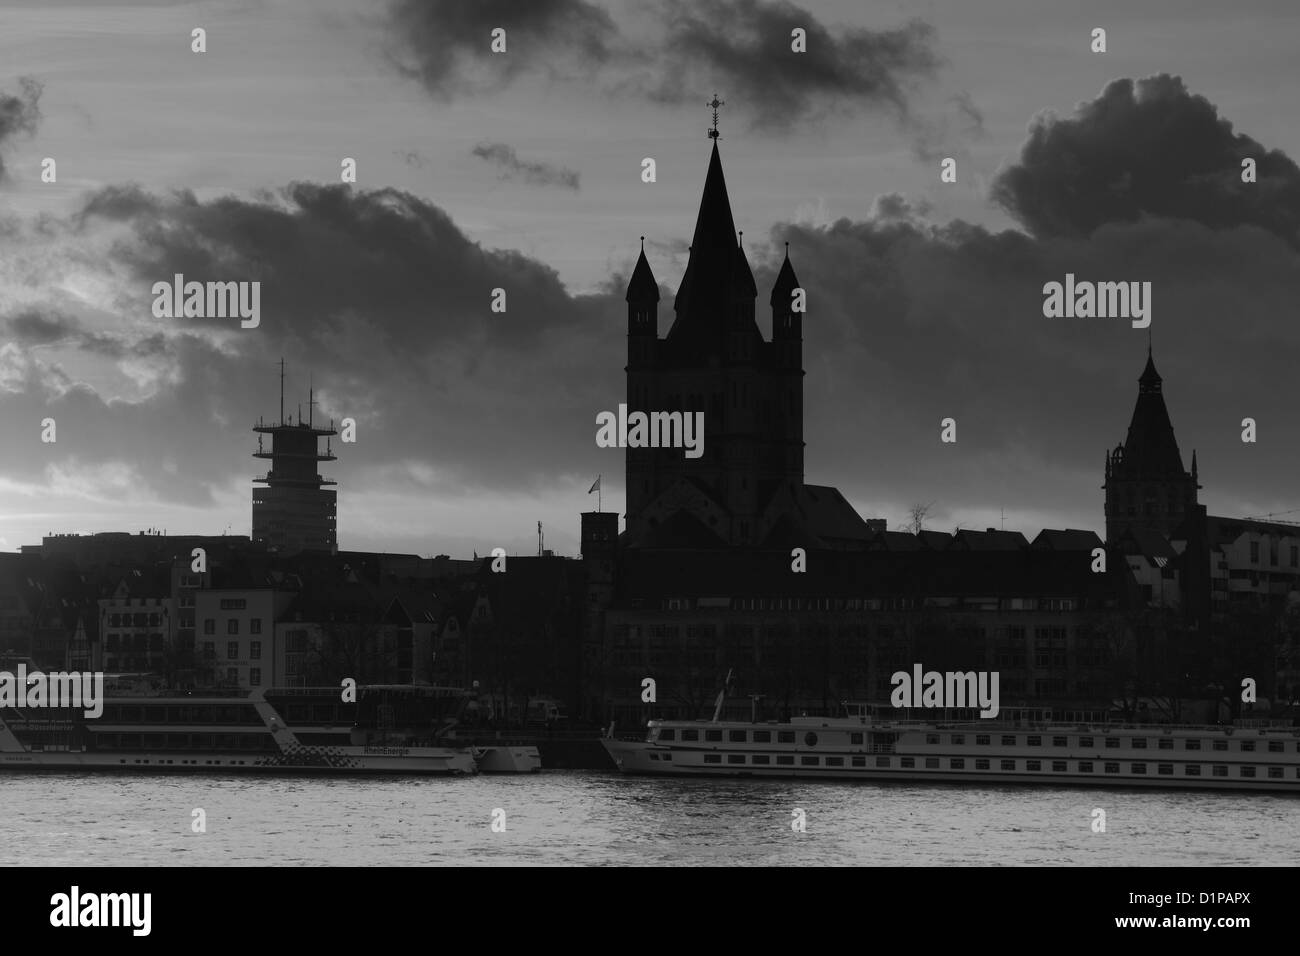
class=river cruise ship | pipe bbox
[602,704,1300,792]
[0,683,539,775]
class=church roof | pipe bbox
[1114,349,1187,478]
[626,247,659,303]
[770,248,800,307]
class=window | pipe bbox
[975,759,990,771]
[704,754,721,764]
[900,757,914,768]
[1212,765,1228,777]
[753,730,771,743]
[1158,738,1173,750]
[852,756,866,767]
[225,667,237,684]
[658,729,675,742]
[249,668,261,686]
[1001,735,1016,746]
[202,642,215,660]
[1250,541,1260,563]
[924,757,939,769]
[727,754,745,764]
[801,756,819,766]
[1268,767,1284,779]
[1212,739,1227,751]
[1185,739,1201,751]
[1079,736,1094,748]
[203,619,215,635]
[220,598,247,610]
[681,729,698,742]
[950,758,965,769]
[752,755,770,765]
[729,730,746,742]
[227,619,239,635]
[250,642,261,661]
[1268,740,1284,753]
[1158,764,1173,775]
[1131,738,1147,749]
[776,755,794,766]
[1000,760,1015,771]
[804,732,818,747]
[1105,737,1120,749]
[1052,736,1067,748]
[227,642,238,660]
[1291,545,1298,568]
[926,734,940,745]
[1132,763,1146,774]
[1240,766,1255,778]
[976,735,990,746]
[250,619,262,635]
[705,730,722,742]
[1027,736,1041,747]
[1052,761,1067,772]
[777,731,795,744]
[1078,761,1093,773]
[951,734,965,746]
[1185,765,1201,776]
[875,757,889,768]
[826,757,844,767]
[1104,762,1120,774]
[1240,741,1255,752]
[849,732,863,745]
[1026,760,1041,771]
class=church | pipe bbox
[620,128,875,550]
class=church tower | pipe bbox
[623,101,806,547]
[1104,346,1200,544]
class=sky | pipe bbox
[1,0,1299,557]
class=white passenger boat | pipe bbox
[603,703,1300,792]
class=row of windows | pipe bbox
[202,619,264,635]
[94,732,277,752]
[106,613,163,628]
[925,733,1293,753]
[658,728,855,746]
[201,641,262,661]
[688,752,1296,779]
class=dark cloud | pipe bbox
[991,74,1300,247]
[951,91,984,135]
[0,77,42,182]
[650,0,939,129]
[386,0,616,97]
[472,142,580,189]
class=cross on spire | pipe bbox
[707,94,725,139]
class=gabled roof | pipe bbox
[1031,528,1104,551]
[951,529,1029,551]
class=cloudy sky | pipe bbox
[1,0,1298,557]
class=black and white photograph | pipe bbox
[0,0,1294,922]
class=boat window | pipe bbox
[1212,739,1227,751]
[826,756,844,767]
[1079,736,1093,748]
[1078,761,1093,773]
[659,729,675,742]
[704,754,721,764]
[1104,762,1120,774]
[975,759,989,770]
[752,754,770,765]
[662,754,672,761]
[681,729,699,741]
[951,735,965,746]
[1052,736,1067,747]
[950,758,964,769]
[1131,738,1147,749]
[1000,759,1015,771]
[926,734,940,745]
[778,731,795,744]
[753,730,771,743]
[924,757,939,769]
[804,732,818,747]
[1268,767,1283,779]
[1240,741,1255,752]
[801,755,819,766]
[705,730,722,742]
[1158,764,1173,775]
[1105,737,1120,748]
[1001,735,1016,746]
[1158,738,1173,750]
[1268,740,1283,753]
[729,730,746,743]
[1185,739,1201,750]
[776,755,794,765]
[1027,736,1041,747]
[727,754,745,764]
[1212,765,1228,777]
[875,756,889,768]
[1131,763,1146,774]
[1185,765,1201,776]
[850,733,863,745]
[975,735,990,746]
[900,757,915,768]
[1052,761,1067,772]
[1026,760,1041,771]
[1240,766,1255,777]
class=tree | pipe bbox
[900,502,934,534]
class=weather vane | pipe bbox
[707,94,725,139]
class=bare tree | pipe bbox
[899,502,934,534]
